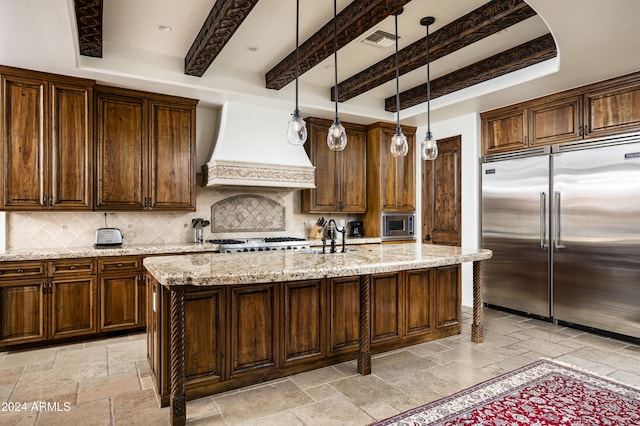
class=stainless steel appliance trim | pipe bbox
[482,146,550,163]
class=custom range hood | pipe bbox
[202,101,315,189]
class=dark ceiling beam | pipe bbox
[384,33,557,112]
[74,0,103,57]
[265,0,411,91]
[185,0,260,77]
[334,0,536,102]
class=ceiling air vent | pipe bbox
[361,28,399,49]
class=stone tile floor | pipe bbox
[1,307,639,425]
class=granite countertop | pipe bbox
[0,242,222,262]
[143,243,492,287]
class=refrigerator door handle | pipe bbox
[540,192,548,248]
[554,191,565,249]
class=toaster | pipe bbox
[94,228,123,247]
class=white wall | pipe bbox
[416,113,481,307]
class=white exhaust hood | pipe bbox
[202,101,315,189]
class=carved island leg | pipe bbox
[357,274,371,375]
[169,286,186,426]
[471,261,484,343]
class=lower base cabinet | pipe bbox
[148,266,461,406]
[0,256,146,350]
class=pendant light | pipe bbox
[327,0,347,151]
[420,16,438,161]
[390,8,408,158]
[287,0,307,145]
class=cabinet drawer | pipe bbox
[0,261,46,279]
[98,257,141,273]
[48,259,96,276]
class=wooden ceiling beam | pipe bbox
[74,0,103,58]
[333,0,536,102]
[384,33,557,112]
[265,0,411,91]
[185,0,260,77]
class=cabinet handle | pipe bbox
[70,265,76,270]
[17,268,24,273]
[49,194,53,207]
[116,263,123,268]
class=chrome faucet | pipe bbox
[326,219,346,253]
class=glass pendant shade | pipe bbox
[421,131,438,160]
[327,119,347,151]
[287,114,307,145]
[390,129,408,157]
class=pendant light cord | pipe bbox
[426,22,431,135]
[394,12,401,134]
[294,0,300,117]
[333,0,339,122]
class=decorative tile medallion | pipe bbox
[211,194,285,233]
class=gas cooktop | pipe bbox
[207,237,310,253]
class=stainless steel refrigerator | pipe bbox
[481,136,640,339]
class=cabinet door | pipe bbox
[529,95,582,146]
[148,101,196,210]
[95,91,147,210]
[375,125,415,211]
[0,279,47,346]
[1,74,47,209]
[302,118,366,213]
[339,125,367,212]
[434,265,460,330]
[371,272,402,346]
[584,80,640,138]
[184,288,225,383]
[50,82,93,209]
[302,118,339,212]
[481,108,527,154]
[230,284,278,375]
[50,276,97,339]
[282,279,324,365]
[329,276,360,354]
[404,269,433,337]
[99,271,141,331]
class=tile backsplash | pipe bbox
[3,186,355,250]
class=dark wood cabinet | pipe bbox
[0,277,47,346]
[0,259,97,347]
[482,108,528,154]
[94,86,197,211]
[363,122,416,239]
[98,257,144,332]
[329,276,361,355]
[371,272,402,347]
[302,118,367,213]
[147,265,462,405]
[230,283,278,376]
[0,256,146,350]
[482,71,640,155]
[584,77,640,138]
[282,279,325,366]
[0,66,93,210]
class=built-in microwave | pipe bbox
[381,211,416,241]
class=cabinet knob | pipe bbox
[17,268,24,273]
[117,263,123,268]
[70,265,76,270]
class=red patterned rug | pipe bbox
[373,359,640,425]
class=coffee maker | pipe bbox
[348,221,363,237]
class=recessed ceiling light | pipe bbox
[157,24,172,32]
[246,46,260,53]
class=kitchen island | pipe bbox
[143,243,491,426]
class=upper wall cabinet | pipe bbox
[1,66,94,210]
[481,70,640,155]
[94,86,197,211]
[302,118,367,213]
[366,122,415,212]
